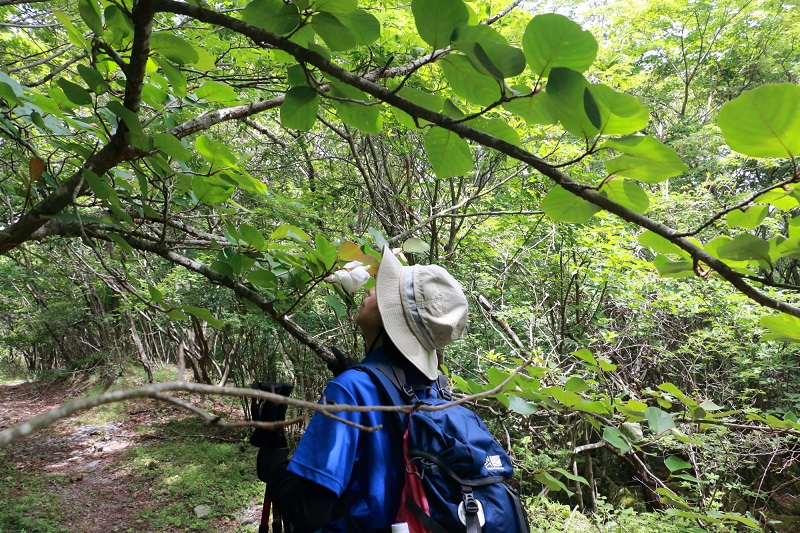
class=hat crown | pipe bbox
[405,264,468,350]
[376,247,468,380]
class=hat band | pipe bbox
[404,271,437,351]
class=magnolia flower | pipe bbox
[325,260,371,294]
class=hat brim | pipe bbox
[376,247,439,380]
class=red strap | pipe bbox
[395,423,432,533]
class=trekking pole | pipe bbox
[259,487,271,533]
[272,504,283,533]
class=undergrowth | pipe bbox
[125,419,264,532]
[0,452,69,532]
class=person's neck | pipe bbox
[363,329,384,354]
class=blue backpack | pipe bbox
[357,362,530,533]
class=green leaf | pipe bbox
[541,185,601,224]
[652,255,694,278]
[312,0,358,13]
[248,268,279,289]
[402,238,430,253]
[657,490,693,511]
[335,9,380,45]
[0,72,24,105]
[602,426,631,454]
[572,348,597,366]
[534,471,573,496]
[574,400,612,415]
[716,233,771,264]
[440,54,502,107]
[242,0,301,34]
[603,136,688,183]
[466,117,521,146]
[645,406,676,435]
[77,65,109,94]
[191,176,234,204]
[281,87,320,131]
[638,230,686,256]
[565,376,590,393]
[523,14,598,77]
[107,100,148,145]
[552,467,589,486]
[542,386,582,407]
[106,233,133,255]
[588,84,649,135]
[546,68,599,139]
[148,285,164,302]
[776,237,800,260]
[718,83,800,158]
[620,422,643,442]
[240,224,266,251]
[56,78,92,106]
[104,5,134,47]
[329,82,382,134]
[78,0,103,35]
[83,169,115,201]
[726,205,769,230]
[452,25,525,80]
[153,133,191,162]
[601,180,649,213]
[150,32,199,65]
[326,294,347,317]
[411,0,469,49]
[507,396,537,415]
[311,12,356,51]
[182,305,224,329]
[754,186,800,211]
[657,383,697,407]
[502,88,557,125]
[271,224,311,241]
[53,11,87,48]
[195,135,237,172]
[423,127,473,178]
[313,234,337,268]
[159,60,187,97]
[195,81,239,104]
[393,87,444,129]
[760,313,800,343]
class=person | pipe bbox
[255,246,469,533]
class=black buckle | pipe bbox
[462,488,480,514]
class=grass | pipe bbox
[0,452,70,533]
[125,419,265,532]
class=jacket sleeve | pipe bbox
[257,447,338,533]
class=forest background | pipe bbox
[1,0,799,531]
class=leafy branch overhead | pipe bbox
[1,0,797,334]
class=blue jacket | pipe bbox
[287,347,434,532]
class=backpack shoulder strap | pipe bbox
[436,374,452,401]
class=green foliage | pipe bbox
[0,452,68,532]
[127,428,263,531]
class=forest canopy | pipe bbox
[1,0,799,530]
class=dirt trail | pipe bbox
[0,380,262,533]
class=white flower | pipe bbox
[325,261,371,293]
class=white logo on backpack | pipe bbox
[484,455,504,471]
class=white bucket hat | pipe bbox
[376,246,468,380]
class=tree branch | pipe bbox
[149,1,799,318]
